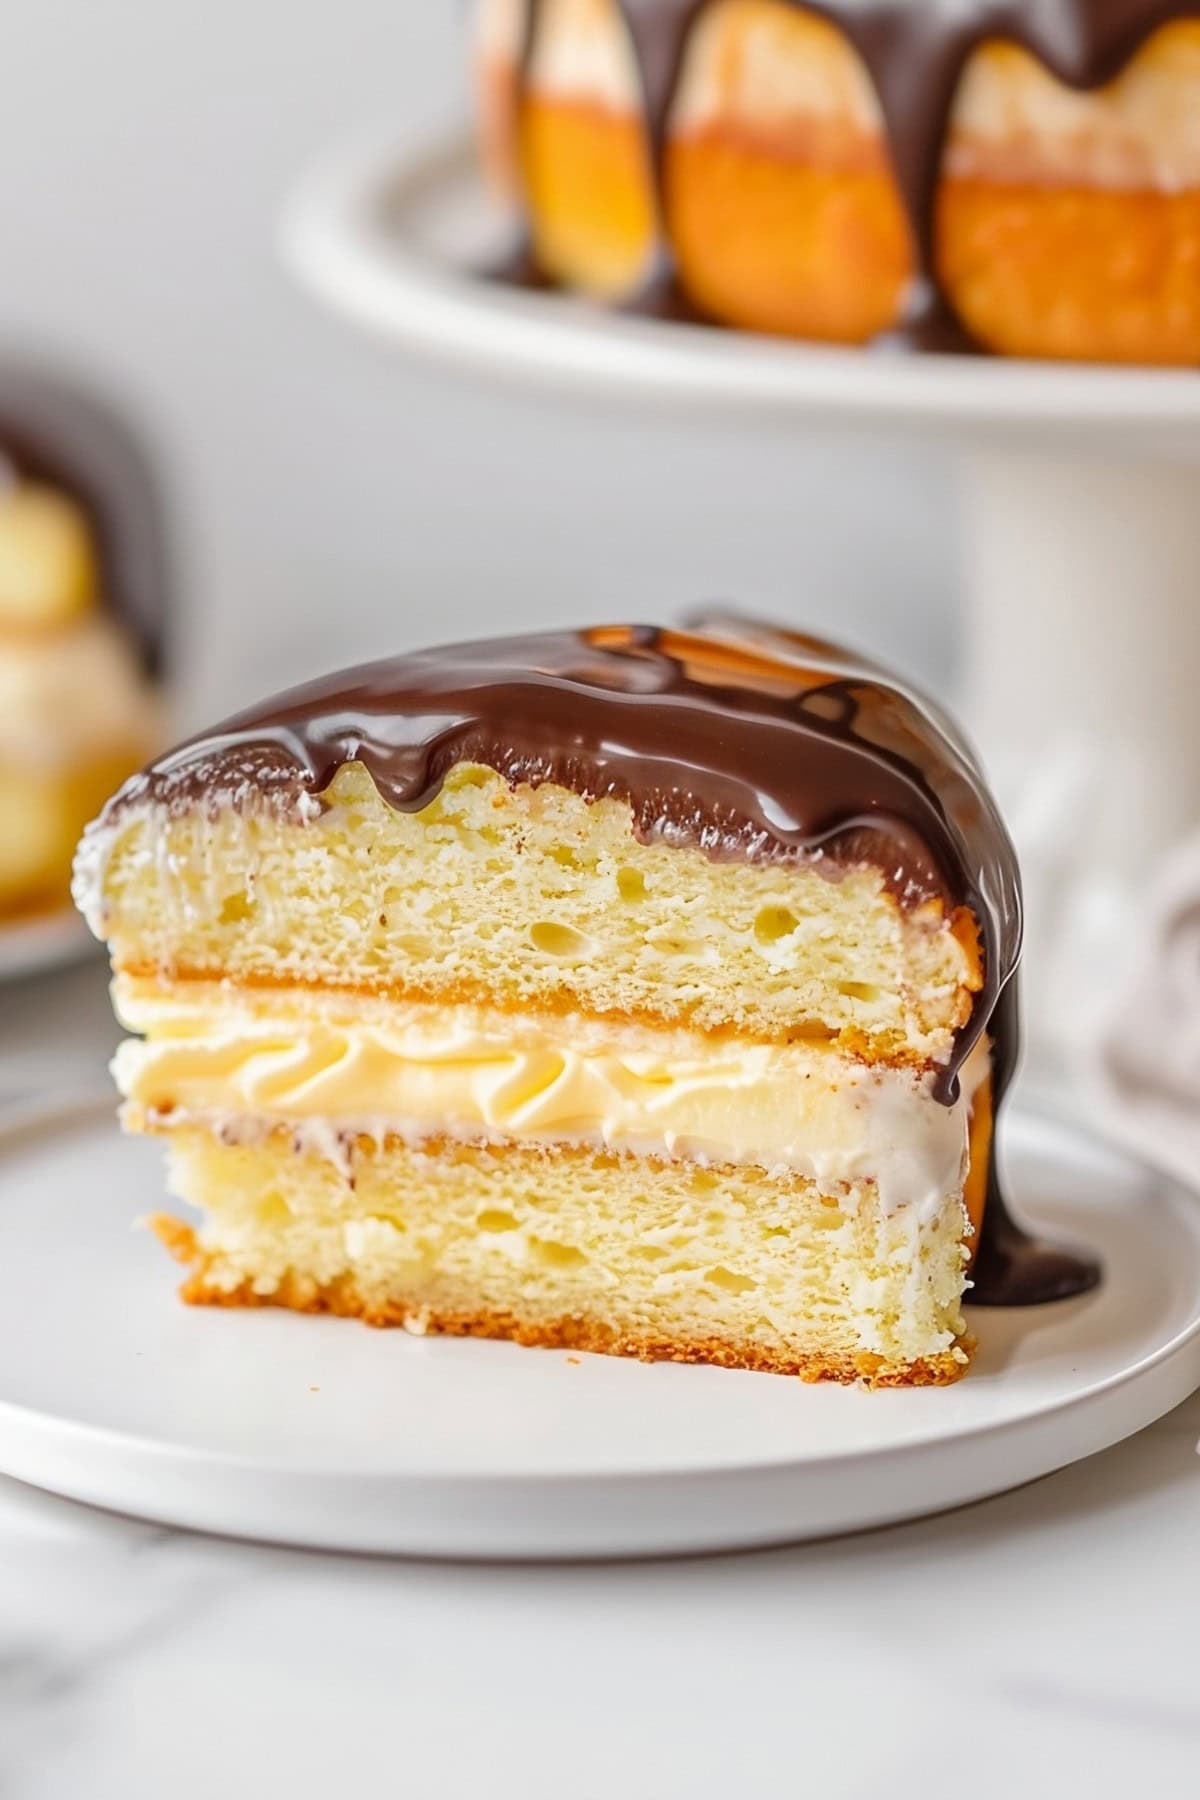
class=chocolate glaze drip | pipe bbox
[0,364,170,676]
[504,0,1200,347]
[970,979,1102,1306]
[115,620,1095,1305]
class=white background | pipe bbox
[0,1,956,724]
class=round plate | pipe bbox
[0,1097,1197,1558]
[281,132,1200,452]
[0,909,94,984]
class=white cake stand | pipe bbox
[280,132,1200,1053]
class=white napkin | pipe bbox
[1091,835,1200,1187]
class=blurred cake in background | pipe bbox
[474,0,1200,364]
[0,369,165,924]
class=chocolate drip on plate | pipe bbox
[970,979,1102,1306]
[502,0,1200,350]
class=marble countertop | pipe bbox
[3,958,1199,1800]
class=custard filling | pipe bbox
[113,980,980,1221]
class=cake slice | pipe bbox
[74,623,1023,1384]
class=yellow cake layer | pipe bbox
[113,979,978,1213]
[153,1125,971,1384]
[82,762,978,1063]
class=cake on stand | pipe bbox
[280,130,1200,1064]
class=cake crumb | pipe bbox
[566,1355,581,1366]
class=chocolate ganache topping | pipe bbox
[0,364,170,675]
[118,621,1097,1305]
[503,0,1200,348]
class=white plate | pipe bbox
[281,131,1200,451]
[0,1096,1197,1558]
[0,909,93,985]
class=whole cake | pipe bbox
[475,0,1200,362]
[0,371,165,922]
[75,620,1093,1385]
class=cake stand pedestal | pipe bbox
[280,131,1200,1060]
[962,447,1200,1055]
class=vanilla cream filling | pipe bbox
[113,983,983,1221]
